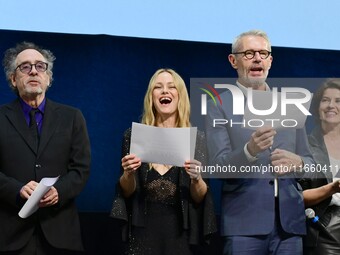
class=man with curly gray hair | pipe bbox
[0,42,91,255]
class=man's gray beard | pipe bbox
[25,87,43,98]
[241,77,267,89]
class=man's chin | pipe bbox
[27,88,43,94]
[242,77,266,88]
[23,88,44,98]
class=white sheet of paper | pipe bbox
[129,122,197,167]
[243,90,312,130]
[18,176,59,219]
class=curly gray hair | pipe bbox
[2,41,56,93]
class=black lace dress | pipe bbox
[110,128,217,255]
[127,166,192,255]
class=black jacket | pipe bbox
[299,125,332,247]
[0,98,91,251]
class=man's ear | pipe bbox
[228,54,238,70]
[268,55,273,69]
[10,74,17,88]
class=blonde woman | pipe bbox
[111,68,217,255]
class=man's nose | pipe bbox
[29,65,39,74]
[253,51,262,61]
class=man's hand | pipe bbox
[20,181,38,200]
[271,148,303,175]
[39,186,59,207]
[20,181,59,207]
[247,127,276,156]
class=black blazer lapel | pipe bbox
[309,126,333,182]
[37,99,59,156]
[5,99,38,154]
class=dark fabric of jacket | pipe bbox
[299,125,333,247]
[0,98,91,252]
[110,128,217,245]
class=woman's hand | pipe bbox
[120,154,141,197]
[184,159,202,181]
[184,159,207,203]
[121,154,141,176]
[332,180,340,193]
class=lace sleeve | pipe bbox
[195,130,208,167]
[110,128,132,221]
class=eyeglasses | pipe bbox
[233,50,271,60]
[15,61,48,74]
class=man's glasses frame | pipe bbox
[233,50,271,60]
[15,61,48,74]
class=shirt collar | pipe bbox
[19,97,46,115]
[236,80,270,98]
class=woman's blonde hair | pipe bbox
[141,68,190,127]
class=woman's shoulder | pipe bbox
[196,129,206,141]
[308,126,322,143]
[121,128,132,150]
[123,127,132,136]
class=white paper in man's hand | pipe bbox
[18,176,59,218]
[129,122,197,167]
